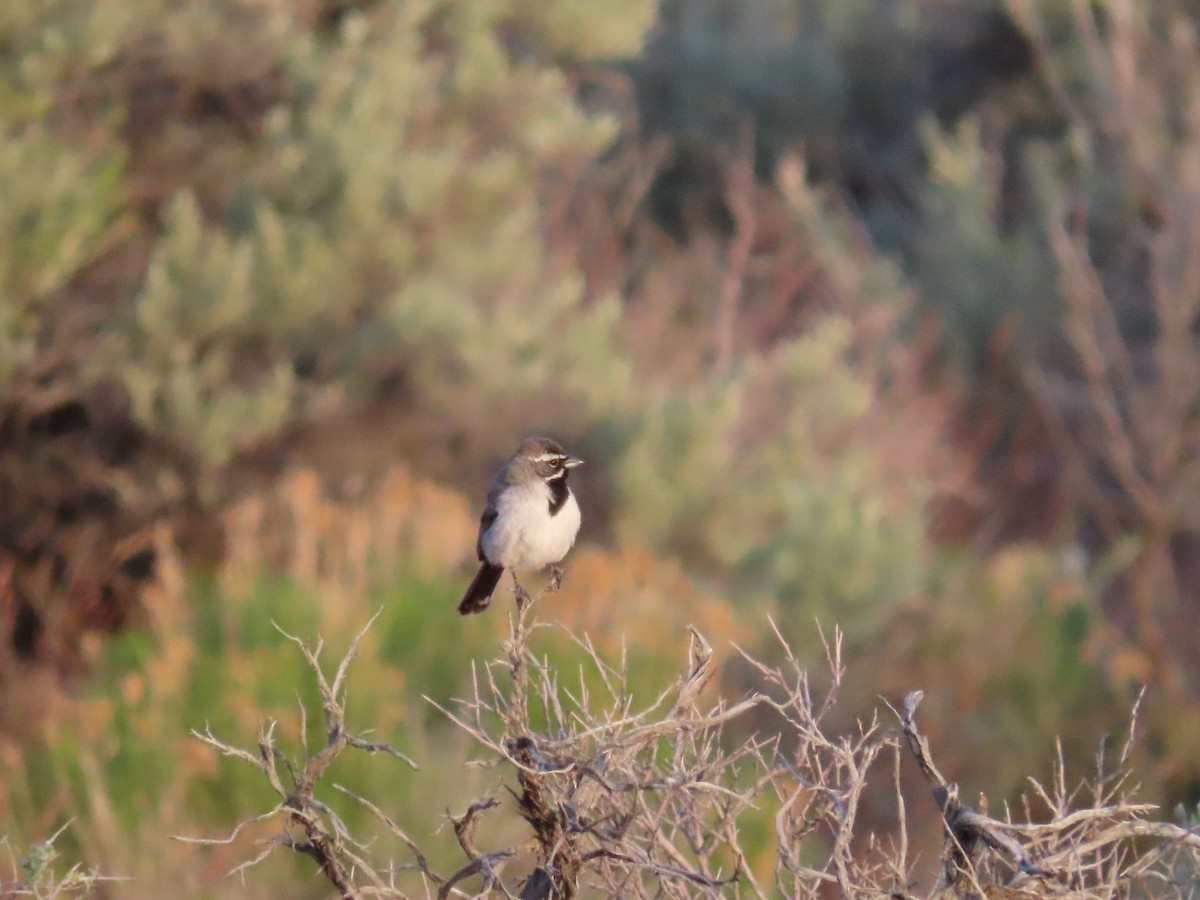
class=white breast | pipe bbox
[481,481,581,572]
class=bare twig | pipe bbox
[183,598,1198,899]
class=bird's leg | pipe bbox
[547,565,564,593]
[512,571,532,610]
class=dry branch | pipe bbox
[898,689,1200,898]
[179,585,1200,899]
[174,610,423,898]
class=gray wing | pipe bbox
[475,473,506,562]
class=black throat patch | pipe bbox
[547,476,570,515]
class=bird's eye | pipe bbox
[549,457,563,468]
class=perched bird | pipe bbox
[458,437,583,615]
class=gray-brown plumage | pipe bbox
[458,437,583,614]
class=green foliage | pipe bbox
[910,117,1058,369]
[275,0,638,425]
[0,300,34,385]
[0,126,127,303]
[0,0,653,458]
[615,315,928,642]
[511,0,654,60]
[0,6,134,251]
[614,163,931,635]
[1,824,109,898]
[115,194,299,464]
[0,3,130,392]
[745,469,927,641]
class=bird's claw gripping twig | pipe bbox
[547,565,564,594]
[513,575,533,610]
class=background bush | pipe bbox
[3,0,1200,895]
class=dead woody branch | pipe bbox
[174,610,424,897]
[898,688,1200,898]
[180,589,1200,898]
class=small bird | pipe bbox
[458,437,583,615]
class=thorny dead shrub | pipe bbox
[181,584,1200,898]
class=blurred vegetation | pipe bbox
[2,0,1200,895]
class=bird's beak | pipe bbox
[564,456,584,469]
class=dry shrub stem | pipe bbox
[1015,0,1200,693]
[179,586,1200,898]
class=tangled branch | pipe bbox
[178,587,1200,898]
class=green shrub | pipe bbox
[910,117,1058,371]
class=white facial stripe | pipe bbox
[534,452,566,463]
[545,469,567,480]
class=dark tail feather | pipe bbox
[458,562,504,614]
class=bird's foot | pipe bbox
[547,565,564,594]
[513,578,533,610]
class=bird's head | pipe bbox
[512,436,584,484]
